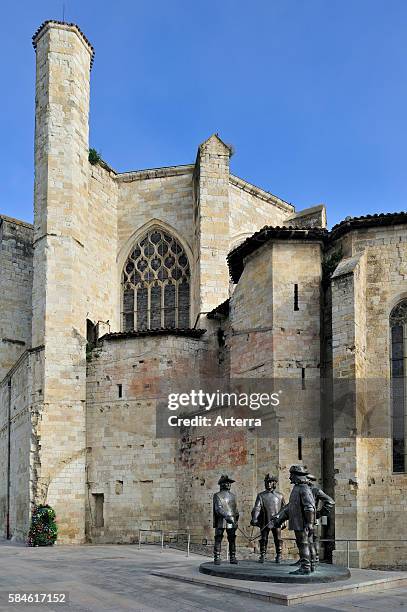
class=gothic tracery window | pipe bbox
[390,300,407,473]
[122,228,190,331]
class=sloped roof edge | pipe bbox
[228,226,328,283]
[330,211,407,240]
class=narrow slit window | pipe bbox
[117,384,123,398]
[294,284,299,311]
[298,436,303,460]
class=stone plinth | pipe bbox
[199,560,350,583]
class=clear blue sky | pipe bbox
[2,1,407,227]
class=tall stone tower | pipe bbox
[31,21,94,542]
[194,135,232,319]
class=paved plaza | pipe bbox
[0,542,406,611]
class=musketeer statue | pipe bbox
[250,473,285,563]
[213,474,239,565]
[270,465,316,575]
[307,473,335,564]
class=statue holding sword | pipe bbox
[250,473,286,563]
[268,465,316,575]
[213,474,240,565]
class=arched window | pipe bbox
[121,228,190,331]
[390,300,407,473]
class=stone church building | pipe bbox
[1,21,407,567]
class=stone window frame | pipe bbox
[121,226,191,331]
[390,299,407,474]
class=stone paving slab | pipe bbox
[152,564,407,606]
[0,542,406,611]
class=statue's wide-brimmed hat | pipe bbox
[264,473,278,482]
[218,474,235,485]
[307,473,317,481]
[289,464,309,476]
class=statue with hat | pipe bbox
[270,465,316,575]
[213,474,239,565]
[250,473,286,563]
[307,473,335,564]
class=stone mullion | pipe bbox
[134,287,138,331]
[175,280,179,328]
[160,277,165,328]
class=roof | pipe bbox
[115,164,194,182]
[331,253,364,279]
[207,299,230,319]
[229,174,294,213]
[330,211,407,240]
[99,328,206,342]
[228,226,328,283]
[228,211,407,283]
[0,215,33,230]
[32,21,95,68]
[199,133,233,156]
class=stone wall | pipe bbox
[87,163,119,330]
[117,167,194,256]
[178,238,324,554]
[229,242,274,377]
[331,251,368,566]
[362,226,407,567]
[286,204,327,229]
[229,177,292,248]
[116,167,195,327]
[0,217,33,381]
[114,148,295,331]
[0,349,43,541]
[331,225,407,567]
[85,331,214,543]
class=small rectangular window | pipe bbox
[117,384,123,398]
[298,436,303,460]
[294,284,299,311]
[92,493,104,528]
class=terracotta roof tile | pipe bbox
[99,328,206,341]
[227,226,328,283]
[330,211,407,239]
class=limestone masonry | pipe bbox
[1,20,407,567]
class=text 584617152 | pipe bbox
[7,593,67,604]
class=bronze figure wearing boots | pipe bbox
[307,473,335,564]
[213,474,239,565]
[269,465,316,575]
[251,473,285,563]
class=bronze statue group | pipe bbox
[212,465,334,575]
